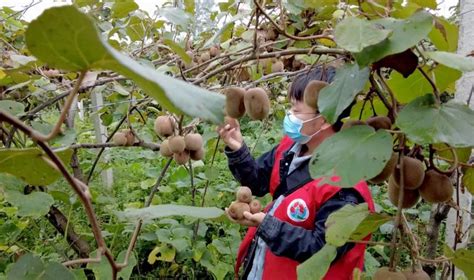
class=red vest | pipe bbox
[235,136,375,280]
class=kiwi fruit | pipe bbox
[209,46,220,57]
[201,51,211,62]
[244,87,270,120]
[394,157,425,190]
[373,267,407,280]
[190,148,205,161]
[418,170,453,203]
[249,199,262,214]
[122,129,135,146]
[237,67,251,82]
[160,140,173,158]
[265,28,278,41]
[224,87,246,118]
[184,133,203,151]
[402,269,430,280]
[112,132,128,146]
[271,60,284,73]
[154,116,175,137]
[341,120,366,130]
[168,136,186,153]
[292,59,304,70]
[367,116,392,130]
[369,153,398,184]
[388,176,420,208]
[303,80,329,110]
[228,201,251,220]
[237,186,252,203]
[173,150,190,165]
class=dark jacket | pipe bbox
[225,142,364,277]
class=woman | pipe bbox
[217,66,374,280]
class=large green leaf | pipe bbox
[297,244,337,280]
[4,189,54,217]
[426,51,474,72]
[397,94,474,147]
[159,7,191,27]
[354,11,433,66]
[111,0,138,18]
[0,100,25,116]
[309,125,393,188]
[6,253,74,280]
[444,245,474,280]
[334,17,391,53]
[0,148,72,185]
[429,17,458,52]
[116,204,224,221]
[325,203,369,246]
[25,6,225,123]
[463,168,474,195]
[350,213,392,240]
[318,63,370,124]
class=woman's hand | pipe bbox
[225,208,266,227]
[217,117,243,151]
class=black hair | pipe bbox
[288,65,354,131]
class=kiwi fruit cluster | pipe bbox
[112,129,135,146]
[154,115,205,164]
[224,87,270,120]
[228,186,262,220]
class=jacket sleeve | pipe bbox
[255,188,364,263]
[224,143,277,197]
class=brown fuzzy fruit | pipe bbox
[237,186,252,203]
[160,140,173,158]
[341,120,366,130]
[112,132,128,146]
[228,201,251,220]
[201,51,211,62]
[303,80,329,110]
[190,148,205,161]
[122,129,135,146]
[209,46,220,57]
[249,199,262,214]
[367,116,392,130]
[237,67,251,82]
[173,150,190,165]
[388,176,420,209]
[369,153,398,184]
[168,136,186,153]
[224,87,246,118]
[271,60,284,73]
[419,170,453,203]
[244,88,270,120]
[394,157,425,190]
[154,116,175,137]
[265,28,278,41]
[184,133,203,151]
[402,269,430,280]
[374,267,407,280]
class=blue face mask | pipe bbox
[283,112,323,144]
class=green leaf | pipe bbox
[126,16,146,42]
[463,168,474,195]
[350,213,392,240]
[444,246,474,280]
[203,16,243,49]
[397,94,474,147]
[111,0,138,18]
[325,203,369,246]
[309,125,393,188]
[116,204,224,221]
[0,148,73,185]
[297,244,337,280]
[425,51,474,72]
[4,190,54,217]
[116,250,137,280]
[0,100,25,116]
[354,11,433,66]
[25,6,225,123]
[429,17,458,52]
[334,17,391,53]
[318,63,370,124]
[6,253,74,280]
[409,0,437,9]
[148,244,176,264]
[163,39,191,65]
[160,7,191,27]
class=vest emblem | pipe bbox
[287,198,309,222]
